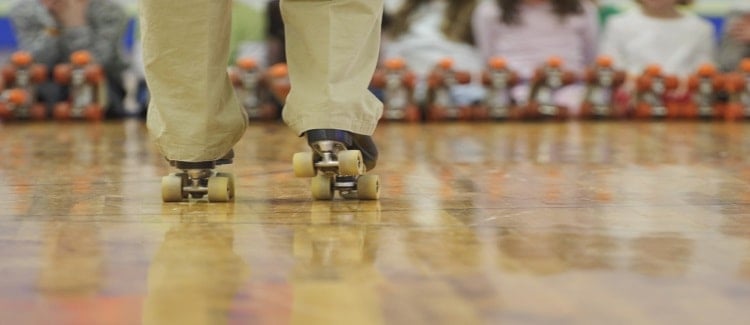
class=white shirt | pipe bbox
[381,1,483,77]
[599,9,716,77]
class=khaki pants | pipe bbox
[140,0,384,162]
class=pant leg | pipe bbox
[139,0,247,162]
[281,0,384,136]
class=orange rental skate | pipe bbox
[523,56,575,120]
[579,55,627,119]
[52,50,106,121]
[479,57,520,120]
[683,63,725,120]
[633,64,680,119]
[371,57,420,122]
[228,57,279,121]
[723,58,750,121]
[265,63,291,106]
[0,51,48,121]
[425,57,473,121]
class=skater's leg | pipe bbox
[139,0,247,163]
[281,0,384,137]
[285,0,383,200]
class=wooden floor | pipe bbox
[0,119,749,324]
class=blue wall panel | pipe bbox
[0,18,17,50]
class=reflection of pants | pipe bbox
[139,0,384,162]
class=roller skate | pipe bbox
[633,64,680,119]
[523,56,575,120]
[0,51,48,121]
[228,57,279,121]
[0,88,44,121]
[292,129,379,200]
[161,150,236,202]
[266,63,291,105]
[425,58,474,121]
[480,56,520,120]
[371,58,421,122]
[579,55,627,119]
[683,63,725,120]
[722,59,750,121]
[52,50,106,121]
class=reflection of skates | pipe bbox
[161,151,235,202]
[293,129,379,200]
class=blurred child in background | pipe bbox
[472,0,599,112]
[599,0,715,78]
[382,0,483,105]
[718,3,750,72]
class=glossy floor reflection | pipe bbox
[0,120,749,324]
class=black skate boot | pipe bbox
[161,150,235,202]
[292,129,380,200]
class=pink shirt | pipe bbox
[472,1,599,79]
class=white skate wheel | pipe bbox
[207,176,232,202]
[161,174,184,202]
[311,175,333,200]
[216,172,235,199]
[293,152,316,177]
[357,174,379,200]
[339,150,364,175]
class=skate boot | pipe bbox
[161,150,235,202]
[292,129,379,200]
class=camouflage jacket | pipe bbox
[9,0,130,79]
[718,12,750,72]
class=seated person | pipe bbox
[9,0,130,118]
[718,3,750,72]
[382,0,484,106]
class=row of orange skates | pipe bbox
[371,56,750,122]
[634,60,750,121]
[0,50,107,122]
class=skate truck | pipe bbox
[370,57,420,122]
[579,55,627,119]
[682,63,726,120]
[724,58,750,121]
[479,56,520,120]
[523,56,575,120]
[0,51,48,121]
[228,57,279,120]
[425,57,474,121]
[633,64,680,119]
[52,50,107,121]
